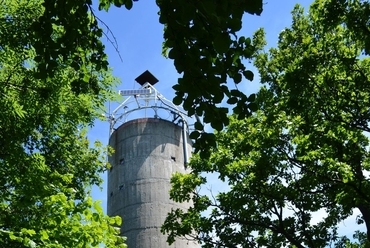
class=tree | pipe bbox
[156,0,264,151]
[317,0,370,54]
[0,1,125,247]
[162,1,370,247]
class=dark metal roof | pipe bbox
[135,70,159,86]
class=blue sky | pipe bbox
[88,0,362,241]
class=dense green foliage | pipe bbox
[162,1,370,247]
[0,0,125,247]
[156,0,264,156]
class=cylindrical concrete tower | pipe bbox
[107,71,198,247]
[108,118,197,247]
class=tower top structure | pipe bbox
[108,71,188,135]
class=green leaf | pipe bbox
[227,97,238,104]
[172,84,182,91]
[28,240,37,248]
[98,1,110,11]
[210,121,223,131]
[9,233,17,240]
[114,0,123,7]
[248,93,256,102]
[189,131,200,139]
[115,216,122,226]
[173,96,183,105]
[243,70,254,81]
[26,229,36,236]
[194,122,204,131]
[40,230,49,241]
[233,73,242,84]
[92,213,100,222]
[125,0,133,10]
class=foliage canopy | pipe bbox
[162,1,370,247]
[0,0,125,247]
[156,0,264,154]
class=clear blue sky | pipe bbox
[88,0,361,239]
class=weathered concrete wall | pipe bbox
[107,118,198,248]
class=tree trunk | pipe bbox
[357,204,370,241]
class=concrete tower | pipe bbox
[107,71,198,248]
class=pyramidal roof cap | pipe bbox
[135,70,159,86]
